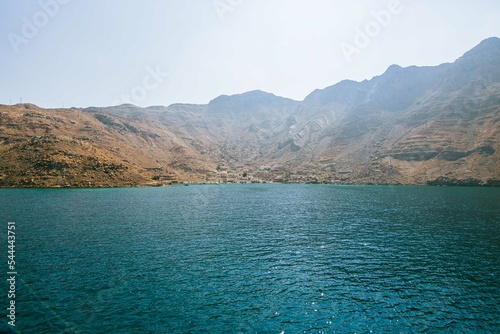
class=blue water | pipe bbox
[1,185,499,333]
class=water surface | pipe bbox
[1,185,499,333]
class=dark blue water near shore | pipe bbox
[1,185,499,333]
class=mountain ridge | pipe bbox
[0,37,498,187]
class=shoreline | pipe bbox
[1,181,498,189]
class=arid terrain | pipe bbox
[1,38,499,187]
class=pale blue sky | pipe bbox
[1,0,499,108]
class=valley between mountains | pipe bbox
[1,38,499,187]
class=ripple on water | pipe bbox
[1,185,499,333]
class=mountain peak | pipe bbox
[457,36,500,62]
[384,64,403,74]
[208,89,298,107]
[242,89,273,97]
[207,89,299,115]
[210,90,276,103]
[476,36,500,47]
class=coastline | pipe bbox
[1,178,498,189]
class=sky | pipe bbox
[1,0,499,108]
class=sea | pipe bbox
[1,184,499,333]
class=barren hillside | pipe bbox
[1,38,499,187]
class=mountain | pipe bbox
[0,37,499,187]
[254,37,500,185]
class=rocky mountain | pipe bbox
[264,37,500,185]
[0,37,498,187]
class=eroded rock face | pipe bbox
[1,38,499,187]
[426,177,499,187]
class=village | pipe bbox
[200,163,353,185]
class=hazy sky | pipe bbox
[1,0,499,108]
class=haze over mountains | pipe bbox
[1,37,499,187]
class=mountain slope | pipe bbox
[263,37,500,185]
[0,104,213,187]
[0,37,498,187]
